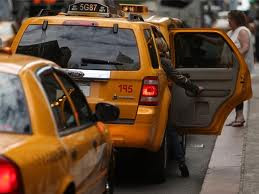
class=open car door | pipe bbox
[169,28,252,135]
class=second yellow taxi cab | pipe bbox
[10,1,252,182]
[0,52,118,194]
[145,15,184,45]
[120,4,184,45]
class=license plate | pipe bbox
[79,83,91,97]
[68,2,109,13]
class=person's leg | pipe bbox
[235,102,243,112]
[167,127,189,177]
[167,97,189,177]
[235,102,244,121]
[227,102,245,126]
[233,102,245,127]
[167,103,189,177]
[167,127,185,162]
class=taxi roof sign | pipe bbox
[120,4,148,16]
[67,1,110,17]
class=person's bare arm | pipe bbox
[238,29,250,55]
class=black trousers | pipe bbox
[167,103,185,163]
[236,102,244,112]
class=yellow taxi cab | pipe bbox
[10,0,252,182]
[0,51,119,194]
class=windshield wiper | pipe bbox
[81,58,125,66]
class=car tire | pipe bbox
[150,135,168,184]
[64,184,75,194]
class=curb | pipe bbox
[200,106,248,194]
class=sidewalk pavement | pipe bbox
[240,72,259,194]
[200,64,259,194]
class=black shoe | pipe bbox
[179,162,189,177]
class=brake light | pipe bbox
[142,85,158,97]
[0,156,22,194]
[140,76,159,106]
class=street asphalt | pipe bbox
[115,134,216,194]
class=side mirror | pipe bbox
[95,103,120,122]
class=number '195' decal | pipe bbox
[118,85,133,93]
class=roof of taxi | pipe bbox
[27,14,149,26]
[0,53,53,74]
[145,15,183,26]
[145,16,171,23]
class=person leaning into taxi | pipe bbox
[226,10,254,127]
[155,38,204,177]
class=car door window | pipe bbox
[144,29,159,69]
[174,32,234,68]
[39,70,77,131]
[54,70,93,128]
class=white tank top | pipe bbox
[227,26,254,73]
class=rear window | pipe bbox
[0,72,30,134]
[17,24,140,71]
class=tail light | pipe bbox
[139,76,159,106]
[0,156,23,194]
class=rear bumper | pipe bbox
[109,123,153,150]
[107,106,160,152]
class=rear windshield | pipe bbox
[0,72,31,134]
[17,24,140,71]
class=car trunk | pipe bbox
[63,69,142,120]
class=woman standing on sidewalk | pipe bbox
[227,10,254,127]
